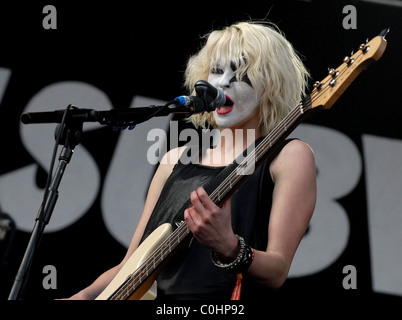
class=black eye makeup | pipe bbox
[230,61,238,72]
[229,60,252,87]
[210,60,252,87]
[229,73,252,87]
[210,67,224,74]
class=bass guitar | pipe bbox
[96,29,389,300]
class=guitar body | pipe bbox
[95,223,173,300]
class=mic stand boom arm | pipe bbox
[20,103,199,126]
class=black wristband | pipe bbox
[210,235,254,273]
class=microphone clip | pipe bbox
[194,80,224,112]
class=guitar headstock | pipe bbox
[310,28,389,110]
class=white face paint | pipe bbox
[208,62,259,129]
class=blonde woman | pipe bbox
[65,21,316,300]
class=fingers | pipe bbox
[192,187,217,211]
[189,188,207,215]
[184,207,197,230]
[185,187,217,233]
[184,187,234,253]
[221,196,231,214]
[189,187,231,218]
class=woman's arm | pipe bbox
[64,147,185,299]
[184,140,316,289]
[247,139,316,288]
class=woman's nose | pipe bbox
[217,72,231,89]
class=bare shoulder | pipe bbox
[282,139,314,159]
[160,146,187,165]
[157,146,188,180]
[144,145,188,211]
[270,139,315,182]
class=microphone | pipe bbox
[175,80,233,112]
[173,96,206,114]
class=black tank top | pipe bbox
[141,139,295,300]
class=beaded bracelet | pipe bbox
[210,235,254,273]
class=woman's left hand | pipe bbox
[184,187,239,259]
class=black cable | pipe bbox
[139,100,177,120]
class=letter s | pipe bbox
[0,82,110,232]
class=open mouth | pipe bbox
[216,95,234,114]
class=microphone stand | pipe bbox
[8,117,82,300]
[9,84,213,299]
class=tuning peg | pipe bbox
[379,27,390,39]
[359,43,370,53]
[327,68,339,78]
[313,81,323,91]
[344,55,355,66]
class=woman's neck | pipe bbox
[200,127,260,167]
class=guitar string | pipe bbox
[110,48,369,300]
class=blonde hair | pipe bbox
[185,21,310,136]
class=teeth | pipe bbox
[216,105,233,114]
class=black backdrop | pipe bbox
[1,0,402,310]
